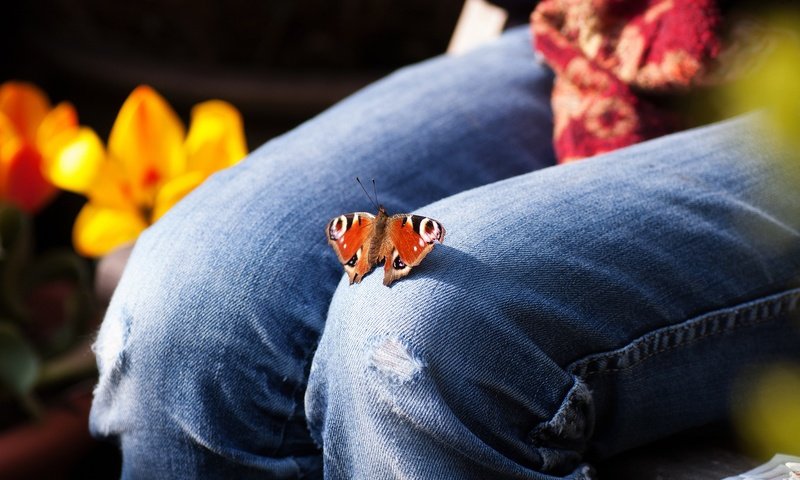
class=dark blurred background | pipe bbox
[1,0,474,256]
[1,0,473,152]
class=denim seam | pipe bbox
[304,338,325,454]
[276,243,330,463]
[567,288,800,378]
[282,338,321,475]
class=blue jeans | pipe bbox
[90,26,800,479]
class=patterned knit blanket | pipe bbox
[532,0,723,162]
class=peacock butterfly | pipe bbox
[326,179,446,286]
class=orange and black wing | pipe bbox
[382,214,445,286]
[326,212,377,284]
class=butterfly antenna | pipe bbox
[372,179,379,207]
[356,177,379,210]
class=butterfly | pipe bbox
[326,179,446,286]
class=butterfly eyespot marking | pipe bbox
[329,215,348,240]
[345,247,362,267]
[390,249,410,271]
[419,218,442,244]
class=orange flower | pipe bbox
[0,81,79,213]
[48,85,247,257]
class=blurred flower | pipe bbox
[734,363,800,459]
[0,81,78,213]
[722,11,800,151]
[48,85,247,257]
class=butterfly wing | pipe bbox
[326,212,377,284]
[382,214,446,286]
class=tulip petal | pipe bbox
[0,110,17,145]
[185,100,247,175]
[5,142,56,214]
[44,127,105,194]
[108,86,186,208]
[73,203,147,257]
[0,111,20,198]
[37,102,78,146]
[85,160,135,210]
[0,82,50,143]
[151,170,206,222]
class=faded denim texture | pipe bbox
[90,26,800,479]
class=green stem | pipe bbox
[35,339,97,389]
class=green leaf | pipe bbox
[24,250,96,357]
[36,337,96,389]
[24,249,93,290]
[42,288,95,358]
[0,203,32,321]
[0,323,40,396]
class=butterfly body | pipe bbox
[327,206,445,286]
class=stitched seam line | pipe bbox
[568,288,800,378]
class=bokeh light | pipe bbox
[722,9,800,155]
[734,362,800,459]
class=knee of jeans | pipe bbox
[307,274,595,475]
[90,233,241,437]
[90,219,318,459]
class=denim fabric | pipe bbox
[308,115,800,478]
[89,25,800,479]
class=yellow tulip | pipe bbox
[0,81,79,213]
[722,11,800,152]
[734,363,800,459]
[48,85,247,257]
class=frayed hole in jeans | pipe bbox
[527,377,595,474]
[368,337,424,383]
[92,306,132,376]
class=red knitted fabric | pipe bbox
[531,0,722,162]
